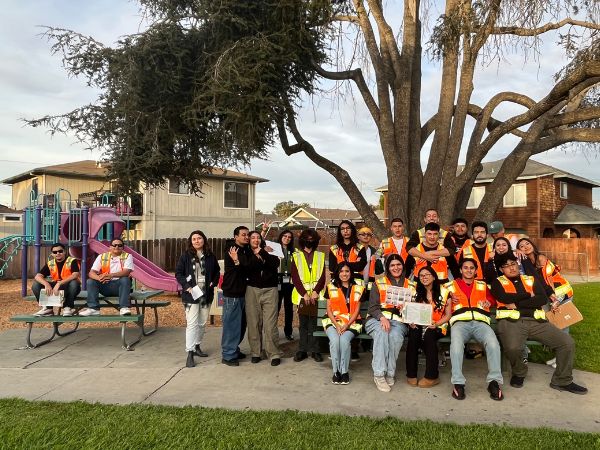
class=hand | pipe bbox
[505,303,517,310]
[356,257,361,262]
[380,316,390,333]
[551,301,560,312]
[264,245,273,253]
[450,293,460,305]
[514,249,525,259]
[335,323,343,335]
[228,247,239,262]
[428,321,437,329]
[310,291,319,302]
[409,323,417,329]
[549,294,558,303]
[424,253,439,263]
[186,287,193,293]
[488,251,495,259]
[479,300,491,309]
[52,283,61,296]
[44,283,52,296]
[303,293,310,304]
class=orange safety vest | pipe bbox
[330,244,362,264]
[452,238,471,262]
[379,237,409,262]
[460,243,492,280]
[415,286,450,334]
[100,252,129,274]
[444,280,491,325]
[495,275,546,321]
[417,227,449,246]
[541,260,573,299]
[322,282,365,333]
[413,243,448,280]
[374,276,416,322]
[47,256,78,281]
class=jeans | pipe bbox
[326,327,354,375]
[406,327,443,379]
[365,318,408,378]
[450,321,503,385]
[32,279,81,308]
[86,277,131,309]
[184,303,209,352]
[221,296,245,360]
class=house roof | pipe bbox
[0,204,20,214]
[1,160,268,185]
[375,158,600,191]
[554,204,600,225]
[279,206,362,228]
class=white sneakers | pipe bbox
[385,376,396,386]
[34,307,53,316]
[61,307,74,317]
[79,308,100,317]
[546,357,557,369]
[374,376,391,392]
[119,307,131,316]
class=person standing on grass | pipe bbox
[221,226,251,367]
[323,262,365,385]
[291,229,326,364]
[366,254,415,392]
[245,231,282,366]
[406,266,452,389]
[175,230,220,368]
[276,230,295,341]
[491,252,587,395]
[32,242,80,317]
[80,237,133,317]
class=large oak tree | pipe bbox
[28,0,600,236]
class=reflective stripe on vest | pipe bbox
[379,237,409,262]
[495,275,546,321]
[413,243,448,280]
[322,282,365,334]
[100,252,129,274]
[460,243,492,280]
[330,244,362,264]
[445,280,491,326]
[48,256,78,281]
[291,250,325,305]
[543,260,573,299]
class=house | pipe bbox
[1,160,268,239]
[277,206,385,229]
[0,204,22,239]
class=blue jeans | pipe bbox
[365,318,408,378]
[221,296,245,360]
[450,320,503,385]
[325,327,354,375]
[86,277,131,309]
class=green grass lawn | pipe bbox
[0,398,598,449]
[529,282,600,373]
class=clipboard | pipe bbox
[546,301,583,329]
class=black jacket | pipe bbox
[247,248,279,288]
[175,251,220,306]
[221,239,252,297]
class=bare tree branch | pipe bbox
[333,15,360,24]
[492,18,600,37]
[546,107,600,128]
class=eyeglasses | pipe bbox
[340,227,351,231]
[52,250,64,254]
[501,262,518,268]
[419,273,433,278]
[111,243,124,248]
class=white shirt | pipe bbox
[392,237,404,252]
[91,253,134,279]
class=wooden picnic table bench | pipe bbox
[12,290,169,350]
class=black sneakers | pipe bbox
[332,372,341,384]
[510,375,525,388]
[452,384,466,400]
[340,373,350,385]
[221,358,239,367]
[294,351,308,362]
[251,356,261,364]
[312,352,323,362]
[270,358,281,367]
[488,380,504,401]
[350,352,360,362]
[550,382,588,395]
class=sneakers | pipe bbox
[79,308,100,317]
[340,373,350,385]
[549,382,588,395]
[294,351,308,362]
[332,372,341,385]
[374,376,391,392]
[351,352,360,362]
[251,357,262,364]
[237,351,247,360]
[406,377,418,387]
[385,376,395,386]
[61,307,74,317]
[418,378,440,388]
[452,384,466,400]
[221,358,239,367]
[119,307,131,316]
[270,358,281,367]
[312,352,323,362]
[546,357,557,369]
[510,375,525,388]
[34,307,53,316]
[488,380,504,401]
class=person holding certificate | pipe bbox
[175,230,221,368]
[406,266,452,388]
[366,254,416,392]
[323,262,365,385]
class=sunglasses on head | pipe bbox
[359,233,373,237]
[111,243,124,248]
[52,249,64,254]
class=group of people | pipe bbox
[31,208,588,399]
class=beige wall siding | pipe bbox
[43,175,107,208]
[11,179,39,210]
[136,217,254,239]
[0,216,23,239]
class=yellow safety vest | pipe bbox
[291,250,325,305]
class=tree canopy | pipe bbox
[27,0,600,236]
[273,200,311,218]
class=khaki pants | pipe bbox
[497,318,575,386]
[245,286,281,360]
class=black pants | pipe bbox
[278,282,294,337]
[298,313,319,353]
[406,326,443,379]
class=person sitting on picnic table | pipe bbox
[32,242,80,317]
[80,237,134,317]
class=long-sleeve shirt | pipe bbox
[247,248,279,289]
[490,275,548,318]
[290,250,326,316]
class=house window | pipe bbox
[31,178,38,199]
[467,186,485,209]
[168,179,190,195]
[560,182,568,199]
[224,182,249,209]
[2,215,22,222]
[503,183,527,207]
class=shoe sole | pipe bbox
[549,383,588,395]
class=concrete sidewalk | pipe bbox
[0,326,598,433]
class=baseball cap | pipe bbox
[489,221,504,234]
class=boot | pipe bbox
[186,351,196,368]
[194,345,208,357]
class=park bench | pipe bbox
[11,290,170,350]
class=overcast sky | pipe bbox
[1,0,598,213]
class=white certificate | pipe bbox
[385,286,414,306]
[266,241,284,258]
[191,285,204,300]
[39,291,64,307]
[402,302,433,326]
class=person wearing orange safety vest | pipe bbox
[405,266,452,389]
[365,254,416,392]
[411,223,455,283]
[491,253,587,395]
[445,258,503,401]
[458,221,493,281]
[376,217,414,276]
[323,263,365,385]
[406,209,457,263]
[328,220,366,279]
[80,237,134,317]
[450,218,471,262]
[32,242,81,317]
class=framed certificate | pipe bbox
[384,286,414,306]
[402,302,433,326]
[39,291,64,307]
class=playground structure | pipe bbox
[0,189,179,296]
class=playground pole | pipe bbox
[21,208,28,297]
[81,206,89,290]
[34,205,42,275]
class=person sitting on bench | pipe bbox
[80,238,134,316]
[32,242,80,317]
